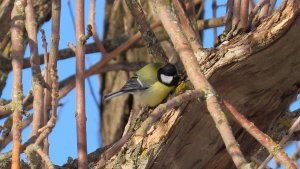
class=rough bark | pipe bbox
[0,0,299,168]
[99,1,300,168]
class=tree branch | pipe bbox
[10,0,26,168]
[223,100,296,169]
[25,0,44,138]
[125,0,168,63]
[75,0,88,168]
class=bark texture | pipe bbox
[100,1,300,168]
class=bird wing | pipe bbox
[120,74,150,92]
[103,63,163,102]
[103,75,150,101]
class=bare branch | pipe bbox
[89,0,107,54]
[258,115,300,168]
[75,0,88,168]
[25,0,44,138]
[10,0,26,168]
[223,100,297,169]
[125,0,168,63]
[40,29,51,159]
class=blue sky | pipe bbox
[1,0,299,167]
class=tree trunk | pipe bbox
[99,1,300,168]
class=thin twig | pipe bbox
[40,29,51,159]
[125,0,168,63]
[223,100,297,169]
[258,115,300,169]
[89,0,107,53]
[10,0,26,168]
[75,0,88,168]
[173,0,205,60]
[25,0,44,137]
[212,0,218,40]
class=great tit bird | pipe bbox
[103,63,180,107]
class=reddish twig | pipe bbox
[75,0,88,168]
[223,100,296,169]
[10,0,26,168]
[258,115,300,169]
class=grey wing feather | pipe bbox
[103,75,149,102]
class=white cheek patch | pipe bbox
[160,74,173,84]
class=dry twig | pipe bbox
[10,0,26,168]
[223,100,296,169]
[75,0,88,168]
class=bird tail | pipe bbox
[103,91,126,102]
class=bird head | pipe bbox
[157,63,180,86]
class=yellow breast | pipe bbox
[136,82,174,107]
